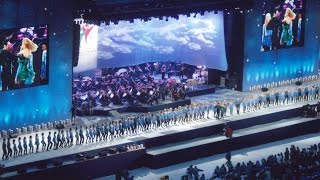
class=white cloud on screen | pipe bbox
[97,12,219,59]
[98,51,114,59]
[188,43,201,50]
[152,46,174,54]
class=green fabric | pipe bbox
[17,57,35,81]
[281,23,293,45]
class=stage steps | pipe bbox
[142,105,302,149]
[144,117,320,169]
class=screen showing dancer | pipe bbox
[0,25,49,91]
[261,0,305,52]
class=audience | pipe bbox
[182,143,320,180]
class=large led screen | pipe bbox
[261,0,305,52]
[0,25,49,91]
[74,11,227,75]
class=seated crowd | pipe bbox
[182,143,320,180]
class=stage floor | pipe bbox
[0,93,318,168]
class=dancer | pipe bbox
[261,13,273,51]
[15,38,37,88]
[280,8,296,46]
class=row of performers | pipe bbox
[68,85,320,148]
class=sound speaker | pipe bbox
[56,124,65,130]
[9,133,19,139]
[261,87,268,92]
[295,81,302,86]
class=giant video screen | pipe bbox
[74,11,227,75]
[261,0,305,52]
[0,25,49,91]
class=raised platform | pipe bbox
[187,85,215,97]
[92,99,191,115]
[126,99,191,113]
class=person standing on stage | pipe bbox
[69,128,74,146]
[18,137,22,156]
[66,129,70,147]
[29,135,34,153]
[79,126,84,144]
[258,94,263,109]
[284,90,289,104]
[304,86,309,101]
[215,103,221,119]
[266,92,271,107]
[61,130,66,147]
[228,100,234,116]
[57,130,62,148]
[7,138,12,158]
[275,91,280,106]
[35,133,40,153]
[298,87,302,101]
[23,136,27,155]
[53,131,58,149]
[2,139,7,160]
[85,126,90,144]
[75,127,79,145]
[235,98,241,115]
[12,139,18,158]
[41,132,46,151]
[315,85,319,99]
[47,131,53,150]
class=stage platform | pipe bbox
[0,98,319,179]
[89,85,215,116]
[92,99,191,115]
[186,85,215,97]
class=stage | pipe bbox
[1,92,319,179]
[89,85,216,115]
